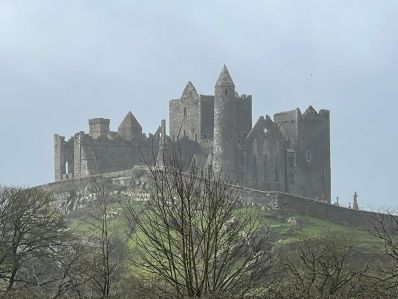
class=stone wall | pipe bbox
[296,107,331,202]
[276,192,385,229]
[39,169,390,230]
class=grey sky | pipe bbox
[0,0,397,209]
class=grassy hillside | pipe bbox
[67,201,381,254]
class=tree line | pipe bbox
[0,153,397,298]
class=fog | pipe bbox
[0,0,397,209]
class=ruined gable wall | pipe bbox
[244,117,287,192]
[274,109,300,141]
[169,96,201,142]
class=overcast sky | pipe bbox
[0,0,397,209]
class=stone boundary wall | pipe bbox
[36,170,392,229]
[276,192,383,229]
[236,186,391,229]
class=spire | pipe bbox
[119,111,141,130]
[215,65,235,87]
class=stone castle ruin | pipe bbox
[54,65,331,203]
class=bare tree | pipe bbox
[123,149,273,298]
[273,234,373,299]
[0,187,68,291]
[368,211,398,295]
[80,178,126,299]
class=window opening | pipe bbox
[306,151,311,162]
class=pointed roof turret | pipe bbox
[119,111,141,130]
[215,65,235,87]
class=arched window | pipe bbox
[65,160,70,174]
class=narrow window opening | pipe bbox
[195,133,197,141]
[289,156,294,168]
[183,130,186,136]
[183,107,187,117]
[253,155,257,180]
[224,89,228,95]
[263,155,268,182]
[306,151,311,162]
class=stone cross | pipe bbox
[353,192,359,210]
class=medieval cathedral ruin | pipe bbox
[54,66,331,203]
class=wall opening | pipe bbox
[263,155,268,182]
[253,155,257,181]
[289,156,295,168]
[306,151,311,162]
[183,107,187,117]
[65,160,70,174]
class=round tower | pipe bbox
[213,65,238,180]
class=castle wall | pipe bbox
[54,135,75,181]
[40,170,388,230]
[295,108,331,202]
[235,94,252,139]
[71,131,159,178]
[199,95,214,140]
[276,192,379,229]
[169,96,201,142]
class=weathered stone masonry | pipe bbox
[54,65,331,204]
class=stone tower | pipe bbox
[213,65,238,179]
